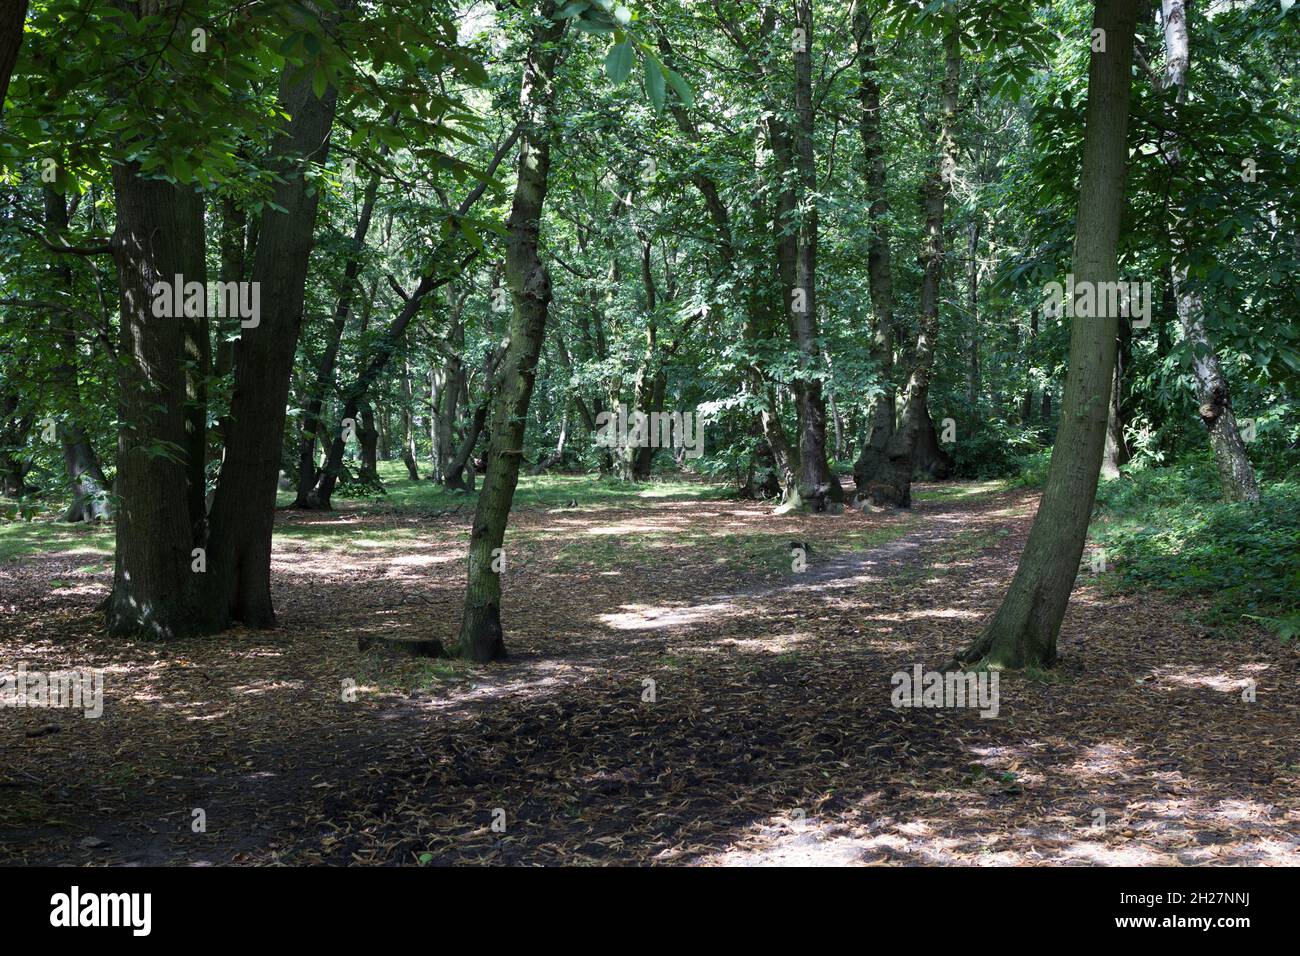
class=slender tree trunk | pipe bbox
[1021,304,1038,424]
[966,218,981,406]
[401,359,420,480]
[43,188,112,522]
[292,153,384,507]
[949,0,1139,670]
[1159,0,1259,502]
[453,4,566,662]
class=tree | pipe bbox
[453,1,567,662]
[1156,0,1259,503]
[948,0,1140,670]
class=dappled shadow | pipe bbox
[2,480,1296,865]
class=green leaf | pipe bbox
[554,1,590,19]
[664,67,693,109]
[605,41,634,85]
[644,56,665,112]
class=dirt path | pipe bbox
[2,482,1297,865]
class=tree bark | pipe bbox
[849,1,898,498]
[104,165,207,638]
[861,10,959,507]
[203,28,342,630]
[453,3,566,662]
[949,0,1139,671]
[291,149,384,507]
[0,0,27,116]
[1158,0,1259,502]
[770,0,841,512]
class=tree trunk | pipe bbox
[292,151,384,507]
[104,165,207,638]
[0,0,26,117]
[851,7,899,499]
[203,33,342,630]
[44,188,112,522]
[771,0,841,512]
[453,3,565,662]
[0,392,34,497]
[949,0,1139,670]
[862,11,959,507]
[355,402,380,486]
[1159,0,1259,503]
[401,358,420,480]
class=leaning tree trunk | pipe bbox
[453,4,565,663]
[292,156,383,507]
[0,0,27,117]
[203,37,341,630]
[861,11,959,507]
[948,0,1139,670]
[1159,0,1259,503]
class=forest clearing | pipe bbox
[0,0,1297,900]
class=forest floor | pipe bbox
[2,470,1298,866]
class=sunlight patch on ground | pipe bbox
[1148,664,1268,693]
[600,600,740,631]
[715,631,813,653]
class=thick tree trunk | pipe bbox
[1159,0,1259,503]
[0,0,26,116]
[861,12,959,507]
[949,0,1139,670]
[773,0,841,512]
[203,37,341,630]
[851,7,899,499]
[453,4,565,662]
[104,166,207,638]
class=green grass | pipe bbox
[912,480,1006,502]
[0,518,113,563]
[1089,458,1300,639]
[278,461,728,515]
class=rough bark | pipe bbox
[203,29,342,630]
[1159,0,1259,503]
[770,0,841,512]
[861,11,959,507]
[0,0,27,116]
[104,165,207,638]
[949,0,1139,671]
[453,4,566,662]
[851,5,899,499]
[43,188,113,522]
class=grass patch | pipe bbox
[0,519,113,563]
[1089,459,1300,639]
